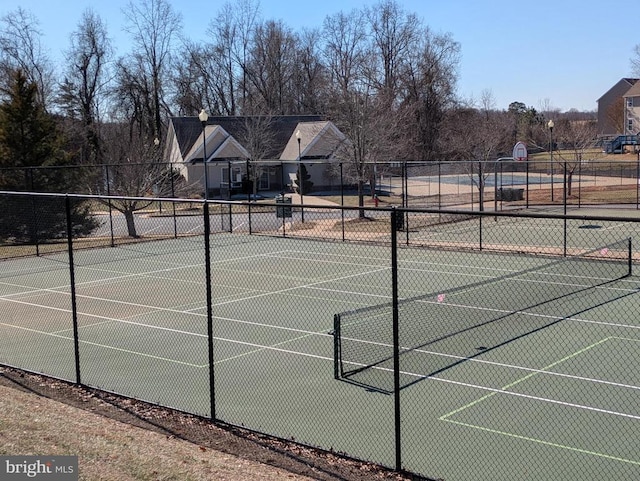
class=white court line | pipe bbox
[339,304,640,394]
[435,337,640,466]
[0,320,203,368]
[4,246,638,374]
[410,339,640,392]
[0,248,393,366]
[1,249,391,314]
[211,266,391,307]
[438,377,640,421]
[0,307,334,369]
[0,294,328,340]
[0,248,298,299]
[341,337,640,421]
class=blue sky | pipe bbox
[1,0,637,112]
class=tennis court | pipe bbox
[1,224,640,479]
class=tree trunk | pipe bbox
[567,171,573,197]
[358,180,366,218]
[124,209,138,237]
[369,171,377,198]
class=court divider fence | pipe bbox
[1,190,640,480]
[3,157,640,212]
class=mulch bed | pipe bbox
[0,366,423,481]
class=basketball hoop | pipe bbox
[513,141,528,161]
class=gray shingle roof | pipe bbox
[169,115,325,160]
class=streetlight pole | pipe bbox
[296,129,304,223]
[548,119,554,202]
[199,109,209,200]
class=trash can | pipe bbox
[497,188,525,201]
[498,188,512,201]
[275,194,292,218]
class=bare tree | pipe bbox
[292,28,329,114]
[172,42,208,115]
[230,0,262,111]
[57,9,113,164]
[631,44,640,77]
[440,93,512,210]
[549,118,597,197]
[322,9,369,212]
[175,1,252,116]
[365,0,419,104]
[174,0,262,117]
[119,0,182,139]
[605,97,624,135]
[205,2,240,115]
[0,8,55,109]
[244,19,297,114]
[98,128,174,237]
[322,10,367,95]
[332,90,407,216]
[237,116,275,199]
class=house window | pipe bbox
[259,171,269,190]
[221,166,242,187]
[628,119,633,133]
[628,98,634,108]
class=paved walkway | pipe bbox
[286,193,339,207]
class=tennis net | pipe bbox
[333,238,633,392]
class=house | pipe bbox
[165,115,348,198]
[597,78,638,135]
[623,81,640,135]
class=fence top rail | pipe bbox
[3,190,640,225]
[2,158,640,170]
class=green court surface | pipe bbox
[1,232,639,480]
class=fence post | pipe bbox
[340,163,345,242]
[636,156,640,210]
[171,165,178,238]
[65,196,82,385]
[204,202,216,420]
[333,314,341,380]
[105,166,115,247]
[28,169,40,256]
[390,208,402,472]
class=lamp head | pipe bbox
[198,109,208,123]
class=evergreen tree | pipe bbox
[295,163,313,195]
[0,70,97,242]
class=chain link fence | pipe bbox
[3,157,640,211]
[1,191,640,479]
